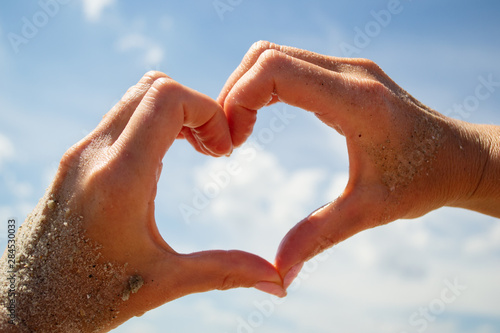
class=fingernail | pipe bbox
[225,144,234,157]
[310,202,333,218]
[284,263,304,289]
[254,282,287,298]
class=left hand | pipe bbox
[9,71,284,332]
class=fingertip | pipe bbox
[283,262,304,290]
[225,104,258,148]
[275,202,337,279]
[204,135,233,157]
[254,281,287,298]
[186,100,233,157]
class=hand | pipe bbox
[2,72,284,332]
[218,41,497,289]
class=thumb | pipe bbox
[275,193,373,289]
[178,249,286,297]
[108,249,285,322]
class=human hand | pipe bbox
[218,41,496,290]
[1,71,284,332]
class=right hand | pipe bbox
[218,41,494,289]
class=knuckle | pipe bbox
[137,71,171,93]
[356,57,378,69]
[150,77,183,95]
[248,40,284,62]
[316,234,337,252]
[249,40,273,55]
[214,251,245,291]
[122,71,170,102]
[356,79,391,110]
[351,57,381,74]
[60,137,116,185]
[256,49,286,70]
[218,274,237,291]
[364,78,388,94]
[142,70,169,82]
[355,58,389,82]
[59,144,82,172]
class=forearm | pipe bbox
[447,122,500,217]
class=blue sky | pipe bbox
[1,0,500,332]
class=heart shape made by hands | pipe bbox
[9,41,479,332]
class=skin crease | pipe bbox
[1,41,499,331]
[218,40,500,287]
[0,72,284,332]
[65,74,288,326]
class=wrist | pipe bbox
[446,120,500,217]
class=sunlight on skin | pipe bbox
[0,72,284,332]
[1,41,499,332]
[218,41,500,288]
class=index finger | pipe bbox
[217,41,356,106]
[221,48,375,147]
[111,77,232,190]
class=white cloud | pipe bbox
[190,298,238,327]
[5,176,33,199]
[471,324,499,333]
[119,151,500,333]
[115,33,164,67]
[81,0,168,67]
[144,45,164,65]
[186,147,500,326]
[323,171,348,202]
[464,222,500,256]
[192,150,327,261]
[115,33,147,51]
[82,0,116,22]
[0,132,14,170]
[114,320,160,333]
[232,213,500,333]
